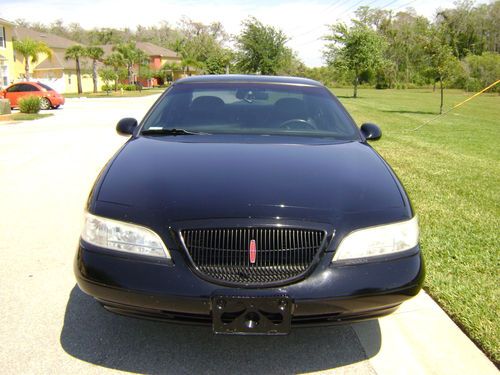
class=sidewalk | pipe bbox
[353,291,498,375]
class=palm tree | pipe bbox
[85,46,104,93]
[104,52,125,91]
[113,43,149,84]
[160,62,180,83]
[13,38,52,81]
[65,45,86,94]
[181,56,200,76]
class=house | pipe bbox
[99,42,187,87]
[1,17,198,93]
[0,18,16,88]
[13,26,98,93]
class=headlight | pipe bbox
[333,216,419,261]
[81,213,170,259]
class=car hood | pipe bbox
[96,136,406,224]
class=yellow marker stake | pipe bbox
[410,79,500,131]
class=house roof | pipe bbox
[99,42,180,59]
[135,42,178,58]
[34,50,102,71]
[0,18,15,26]
[14,26,82,49]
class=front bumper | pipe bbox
[49,96,65,106]
[75,240,424,327]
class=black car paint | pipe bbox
[75,75,424,329]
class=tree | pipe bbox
[462,52,500,92]
[65,45,86,94]
[159,61,182,83]
[85,46,104,93]
[98,67,117,94]
[171,19,229,75]
[204,48,233,74]
[324,22,385,97]
[235,17,289,75]
[112,43,148,83]
[423,26,461,113]
[180,55,201,76]
[13,38,52,81]
[104,52,125,91]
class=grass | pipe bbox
[334,87,499,363]
[64,87,166,98]
[0,113,53,122]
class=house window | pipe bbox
[0,64,8,87]
[0,27,6,48]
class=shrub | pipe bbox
[18,96,41,114]
[101,84,113,92]
[122,84,137,91]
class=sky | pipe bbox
[0,0,491,67]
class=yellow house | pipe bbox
[0,18,16,88]
[2,18,198,93]
[13,26,98,94]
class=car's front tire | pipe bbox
[40,97,51,110]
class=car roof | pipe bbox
[9,82,40,87]
[174,74,324,87]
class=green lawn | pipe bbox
[334,88,499,362]
[0,113,53,122]
[64,87,166,98]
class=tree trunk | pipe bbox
[128,64,132,84]
[114,68,118,91]
[439,77,444,114]
[25,58,30,81]
[353,74,359,98]
[76,58,82,94]
[92,59,98,93]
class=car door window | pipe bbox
[6,84,20,93]
[19,84,39,92]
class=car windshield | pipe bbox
[37,82,54,91]
[141,82,359,140]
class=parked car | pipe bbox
[75,75,424,335]
[0,81,65,110]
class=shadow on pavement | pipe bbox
[60,286,381,374]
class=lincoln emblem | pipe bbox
[249,239,256,264]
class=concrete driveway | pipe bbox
[0,96,496,374]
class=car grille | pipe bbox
[181,228,325,286]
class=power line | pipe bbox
[292,0,406,48]
[286,0,344,34]
[289,0,377,39]
[393,0,418,12]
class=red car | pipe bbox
[0,81,65,110]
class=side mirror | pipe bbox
[116,117,138,135]
[360,123,382,141]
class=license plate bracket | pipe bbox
[211,296,292,335]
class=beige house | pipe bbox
[14,26,98,93]
[1,17,195,93]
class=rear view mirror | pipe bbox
[116,118,138,135]
[360,123,382,141]
[235,89,268,101]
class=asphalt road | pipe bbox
[0,96,495,374]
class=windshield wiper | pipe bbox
[141,128,210,136]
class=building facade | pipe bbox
[1,18,193,93]
[0,18,16,88]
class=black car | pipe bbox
[75,75,424,335]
